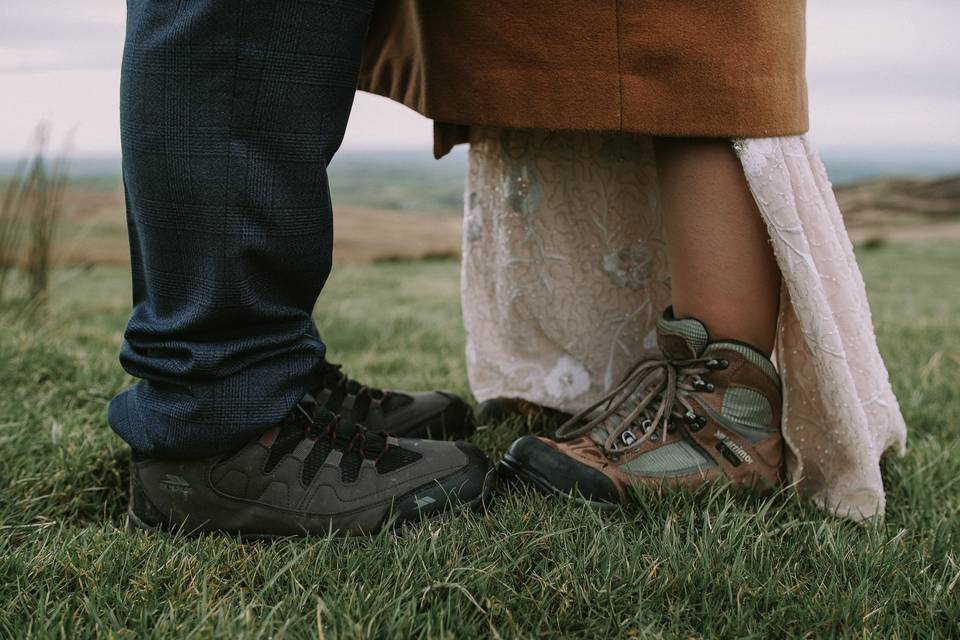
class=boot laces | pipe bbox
[315,361,399,425]
[319,362,389,401]
[555,355,725,457]
[294,397,391,463]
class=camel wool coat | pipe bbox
[358,1,809,157]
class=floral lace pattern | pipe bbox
[462,129,907,520]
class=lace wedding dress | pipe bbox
[461,128,907,520]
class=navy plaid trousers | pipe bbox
[109,0,373,456]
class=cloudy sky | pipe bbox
[1,0,958,157]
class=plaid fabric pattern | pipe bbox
[108,0,373,457]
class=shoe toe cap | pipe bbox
[503,436,621,505]
[435,391,476,436]
[392,441,495,523]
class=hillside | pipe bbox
[835,175,960,241]
[8,173,960,267]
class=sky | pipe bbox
[1,0,958,158]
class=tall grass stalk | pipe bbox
[25,126,70,303]
[0,158,29,301]
[0,124,71,307]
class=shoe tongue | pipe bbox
[656,309,709,359]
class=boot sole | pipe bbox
[127,462,497,541]
[499,453,619,512]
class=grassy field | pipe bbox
[0,241,958,638]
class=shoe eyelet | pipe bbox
[693,377,715,393]
[686,413,708,432]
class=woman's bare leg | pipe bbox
[653,137,780,355]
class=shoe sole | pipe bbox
[499,453,619,512]
[126,462,498,541]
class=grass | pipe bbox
[0,241,958,638]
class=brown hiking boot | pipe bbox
[314,361,475,440]
[501,307,784,506]
[128,394,495,537]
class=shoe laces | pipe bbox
[555,355,728,457]
[293,395,391,463]
[315,361,398,424]
[319,362,388,399]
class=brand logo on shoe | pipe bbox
[413,496,436,509]
[159,474,193,496]
[715,432,753,465]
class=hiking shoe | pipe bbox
[475,397,572,431]
[501,307,784,506]
[313,361,474,440]
[128,395,495,537]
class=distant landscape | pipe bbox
[6,145,959,190]
[1,147,958,267]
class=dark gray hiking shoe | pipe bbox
[314,362,475,440]
[128,396,495,538]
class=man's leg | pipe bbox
[110,0,371,456]
[114,1,492,536]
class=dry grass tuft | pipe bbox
[0,124,71,307]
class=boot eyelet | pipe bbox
[693,378,715,393]
[650,432,660,443]
[687,414,708,432]
[707,359,729,370]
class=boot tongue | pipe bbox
[656,308,709,359]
